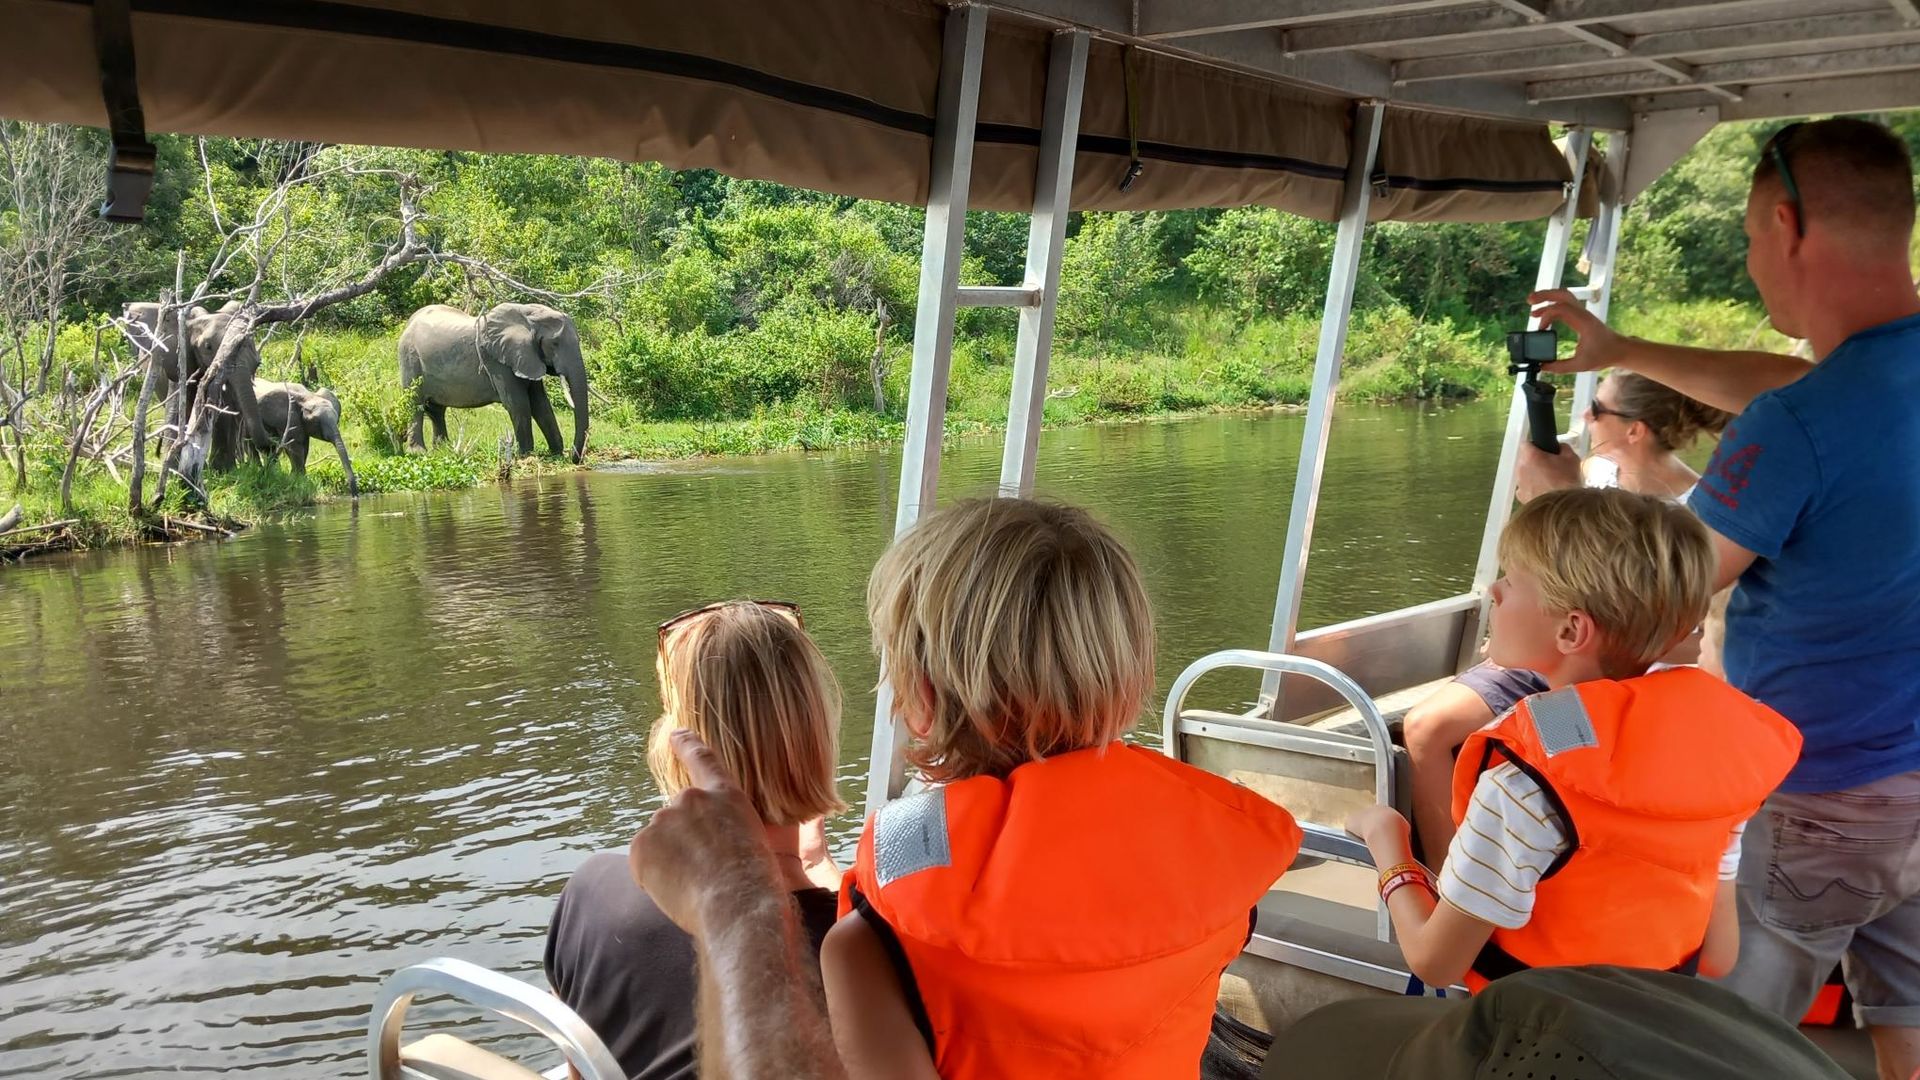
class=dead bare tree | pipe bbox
[0,122,124,395]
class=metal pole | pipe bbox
[1259,101,1386,709]
[1567,132,1630,452]
[999,30,1089,497]
[1460,130,1592,669]
[865,4,988,815]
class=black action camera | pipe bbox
[1505,328,1561,454]
[1506,329,1557,369]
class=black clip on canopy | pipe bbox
[92,0,156,223]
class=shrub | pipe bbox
[1340,305,1498,401]
[1186,208,1337,321]
[1057,213,1172,347]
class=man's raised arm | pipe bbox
[1529,288,1812,413]
[629,730,849,1080]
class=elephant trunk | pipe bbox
[333,433,359,498]
[565,364,589,464]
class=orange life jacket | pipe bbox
[1450,667,1801,991]
[839,743,1301,1080]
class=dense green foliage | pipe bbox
[4,112,1916,556]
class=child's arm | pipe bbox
[1347,805,1498,988]
[1699,821,1747,978]
[821,911,942,1080]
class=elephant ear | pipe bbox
[479,306,548,382]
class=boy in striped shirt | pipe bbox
[1347,488,1800,991]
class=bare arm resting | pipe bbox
[1529,289,1812,414]
[822,912,943,1080]
[629,730,849,1080]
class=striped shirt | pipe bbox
[1438,762,1746,930]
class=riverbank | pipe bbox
[0,297,1788,564]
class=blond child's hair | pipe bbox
[648,603,845,826]
[1499,488,1715,678]
[867,497,1156,783]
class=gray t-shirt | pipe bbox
[544,852,839,1080]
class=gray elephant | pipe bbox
[121,300,189,394]
[123,300,268,471]
[397,303,589,463]
[186,304,271,471]
[254,379,359,497]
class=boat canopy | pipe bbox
[18,1,1910,223]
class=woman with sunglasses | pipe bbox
[545,600,845,1080]
[1578,371,1730,504]
[1400,373,1729,864]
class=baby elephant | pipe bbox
[254,380,359,497]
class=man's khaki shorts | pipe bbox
[1718,768,1920,1028]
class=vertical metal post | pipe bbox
[999,30,1089,497]
[1259,101,1386,708]
[1460,130,1591,668]
[865,5,988,815]
[1567,133,1630,453]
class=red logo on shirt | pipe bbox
[1702,439,1762,510]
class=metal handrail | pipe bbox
[1162,648,1396,818]
[367,957,623,1080]
[1163,649,1399,942]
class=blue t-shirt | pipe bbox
[1689,313,1920,793]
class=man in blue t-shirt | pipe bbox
[1522,117,1920,1080]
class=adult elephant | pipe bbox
[125,300,267,472]
[184,304,271,471]
[397,303,589,463]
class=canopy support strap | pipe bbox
[91,0,156,223]
[865,3,989,816]
[1460,130,1593,671]
[1259,100,1386,712]
[998,29,1090,499]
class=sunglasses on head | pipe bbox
[657,599,803,651]
[1766,121,1807,239]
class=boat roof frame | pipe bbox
[992,0,1920,130]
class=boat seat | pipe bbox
[399,1034,547,1080]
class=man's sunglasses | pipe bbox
[1766,121,1806,238]
[657,599,802,650]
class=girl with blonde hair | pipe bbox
[546,600,844,1080]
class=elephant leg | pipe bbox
[407,402,427,453]
[529,383,564,456]
[503,396,535,455]
[426,402,450,448]
[211,414,238,472]
[287,437,309,476]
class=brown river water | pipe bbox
[0,401,1507,1076]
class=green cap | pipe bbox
[1263,967,1850,1080]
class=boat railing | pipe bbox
[1163,648,1399,917]
[367,956,622,1080]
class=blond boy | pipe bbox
[1348,487,1801,992]
[821,497,1301,1080]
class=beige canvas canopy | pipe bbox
[0,0,1615,223]
[6,2,1917,221]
